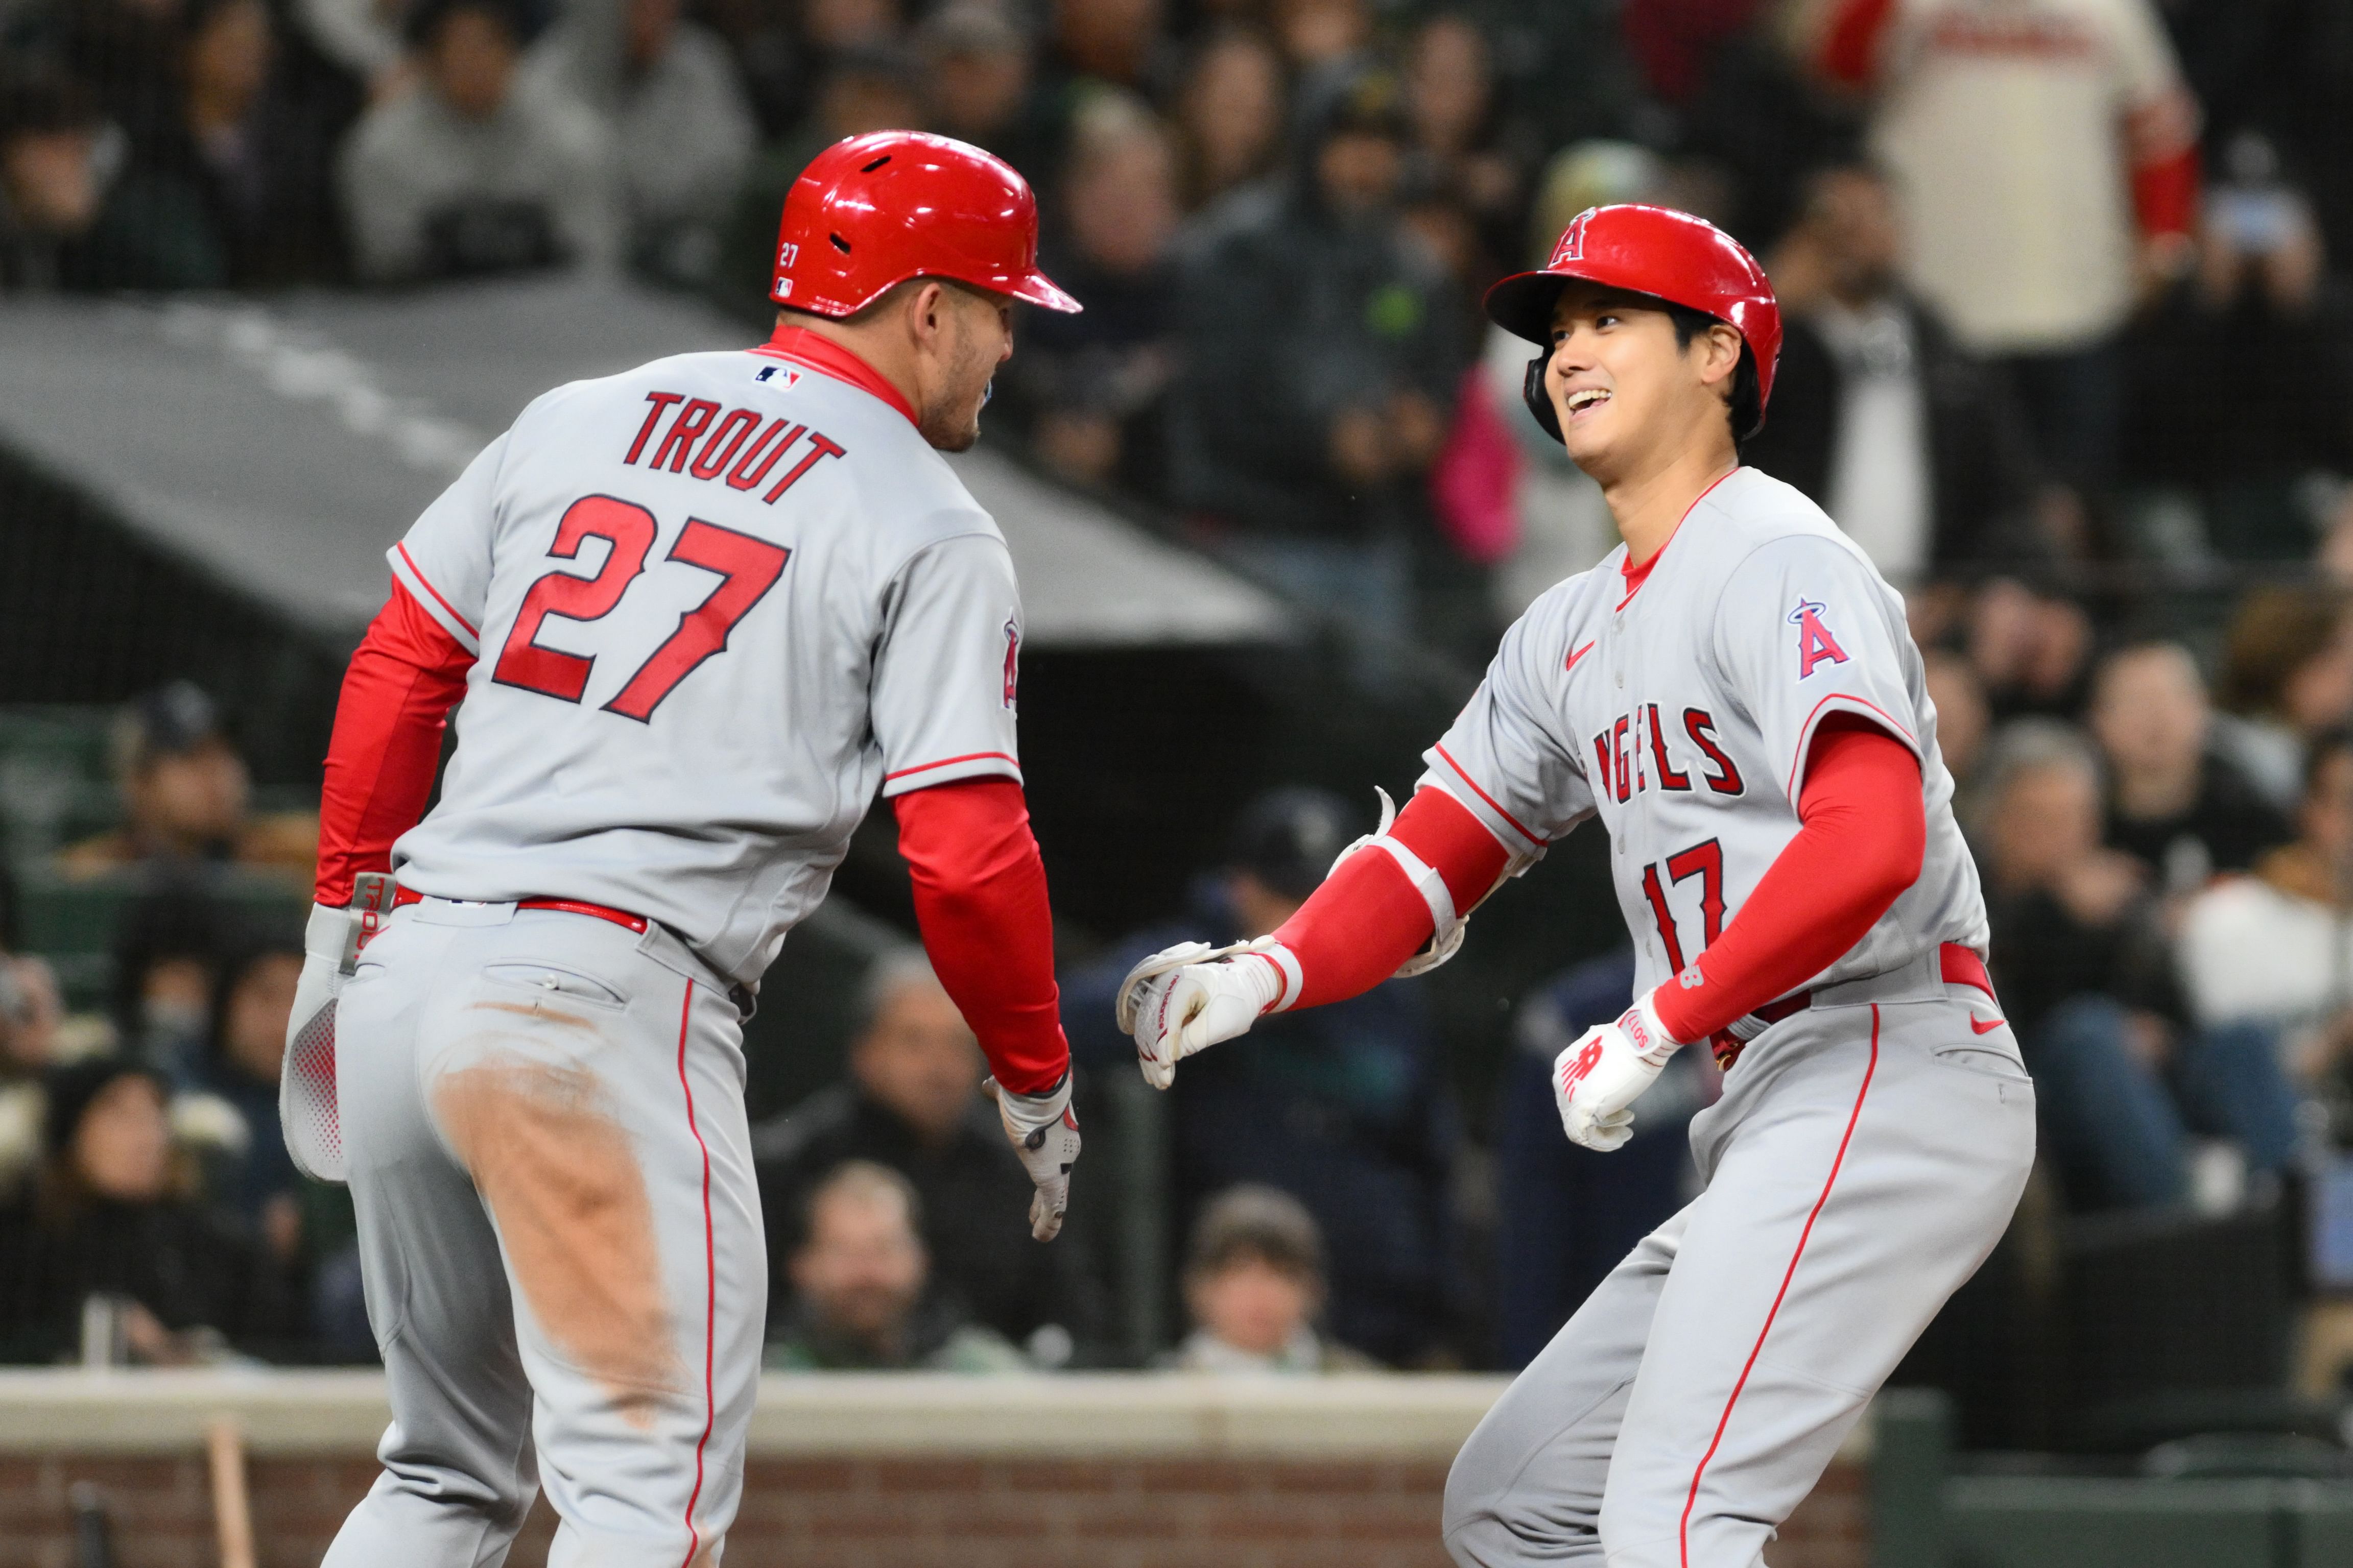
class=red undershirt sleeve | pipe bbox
[315,580,474,907]
[1270,787,1513,1009]
[1650,717,1924,1044]
[892,777,1071,1096]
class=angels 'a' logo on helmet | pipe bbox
[1551,209,1593,266]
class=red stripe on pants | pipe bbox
[675,985,717,1568]
[1678,1005,1880,1566]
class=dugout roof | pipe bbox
[0,276,1291,650]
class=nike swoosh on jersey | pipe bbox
[1564,640,1596,673]
[1968,1016,2007,1034]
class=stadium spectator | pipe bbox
[767,1160,1029,1372]
[752,952,1100,1356]
[1491,949,1705,1370]
[336,0,614,282]
[1795,0,2202,494]
[0,934,63,1201]
[1964,577,2093,722]
[2122,132,2353,561]
[0,62,223,288]
[2177,729,2353,1127]
[1033,0,1169,111]
[917,4,1047,183]
[1161,1184,1375,1373]
[1744,159,2046,582]
[0,1058,295,1363]
[2088,641,2289,892]
[183,921,304,1259]
[1924,646,1993,816]
[520,0,754,285]
[1007,91,1178,491]
[2214,585,2353,810]
[289,0,409,98]
[58,682,317,883]
[1399,12,1520,277]
[1978,722,2295,1212]
[1166,63,1460,643]
[1268,0,1369,78]
[1062,787,1462,1366]
[1170,24,1283,212]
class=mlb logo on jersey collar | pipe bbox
[754,366,802,389]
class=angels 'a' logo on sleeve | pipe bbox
[1002,618,1020,710]
[1788,598,1849,679]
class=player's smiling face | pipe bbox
[1544,281,1740,480]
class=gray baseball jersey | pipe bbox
[389,341,1026,987]
[1427,467,2032,1568]
[1420,465,1987,1003]
[326,339,1027,1562]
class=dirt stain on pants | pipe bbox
[434,1051,684,1430]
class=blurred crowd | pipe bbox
[9,0,2353,1387]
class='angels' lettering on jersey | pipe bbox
[1420,467,1987,1000]
[1588,704,1745,805]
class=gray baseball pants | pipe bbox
[322,898,765,1567]
[1444,985,2035,1567]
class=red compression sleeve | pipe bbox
[1650,718,1924,1044]
[315,581,473,906]
[893,778,1072,1095]
[1269,787,1513,1009]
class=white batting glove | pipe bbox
[279,900,358,1183]
[1119,941,1290,1090]
[984,1072,1081,1242]
[1554,990,1684,1152]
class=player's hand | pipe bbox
[1119,943,1285,1090]
[280,901,358,1183]
[1554,990,1682,1152]
[984,1071,1081,1242]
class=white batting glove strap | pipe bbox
[1553,989,1684,1153]
[984,1072,1080,1243]
[1126,943,1289,1091]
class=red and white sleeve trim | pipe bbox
[1781,693,1920,805]
[1430,745,1549,851]
[388,542,481,655]
[880,749,1024,796]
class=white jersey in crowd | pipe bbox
[1861,0,2194,353]
[387,342,1026,987]
[1424,467,1988,1003]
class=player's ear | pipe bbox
[1700,322,1744,391]
[905,280,949,349]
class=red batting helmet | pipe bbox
[770,130,1081,317]
[1483,204,1780,436]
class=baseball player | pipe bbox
[281,131,1084,1564]
[1119,205,2036,1566]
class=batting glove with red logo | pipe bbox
[1553,990,1683,1152]
[984,1072,1081,1242]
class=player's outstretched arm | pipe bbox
[1121,787,1513,1088]
[287,580,474,1181]
[893,776,1080,1242]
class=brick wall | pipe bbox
[0,1453,1867,1568]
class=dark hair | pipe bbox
[43,1057,165,1162]
[2220,585,2347,715]
[404,0,526,52]
[1185,1184,1324,1285]
[0,64,100,144]
[1662,301,1761,443]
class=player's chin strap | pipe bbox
[1330,787,1535,979]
